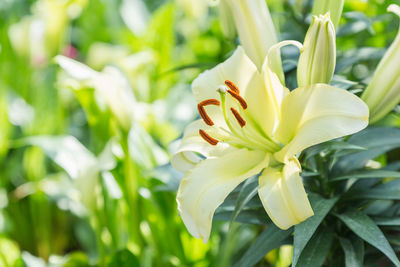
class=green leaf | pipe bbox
[373,217,400,226]
[339,237,364,267]
[336,210,400,266]
[344,189,400,200]
[214,209,268,225]
[336,47,384,73]
[62,252,89,267]
[233,224,292,267]
[295,227,334,267]
[109,249,139,267]
[331,75,358,90]
[331,170,400,181]
[334,128,400,173]
[230,176,259,223]
[292,194,339,267]
[305,140,365,160]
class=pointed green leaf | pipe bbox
[230,176,259,223]
[373,217,400,226]
[331,170,400,181]
[339,237,364,267]
[234,224,292,267]
[296,227,334,267]
[292,194,339,266]
[334,128,400,173]
[336,210,400,266]
[305,140,365,160]
[109,249,139,267]
[344,188,400,200]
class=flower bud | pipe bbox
[297,14,336,88]
[361,5,400,123]
[312,0,344,29]
[224,0,279,70]
[218,0,236,40]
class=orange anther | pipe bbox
[227,90,247,109]
[197,105,214,126]
[225,80,240,94]
[199,129,218,145]
[199,99,220,107]
[230,108,246,127]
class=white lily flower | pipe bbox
[55,56,136,131]
[297,14,336,87]
[361,5,400,123]
[8,0,87,65]
[172,45,369,243]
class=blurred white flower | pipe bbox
[56,55,136,131]
[8,0,87,66]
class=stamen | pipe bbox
[197,98,220,126]
[230,108,246,127]
[227,90,248,109]
[199,129,218,145]
[197,105,214,126]
[199,99,220,107]
[225,80,240,94]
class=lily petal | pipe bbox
[177,148,269,243]
[244,70,285,138]
[248,41,303,136]
[192,46,257,127]
[258,159,313,229]
[55,55,98,80]
[171,120,232,172]
[274,84,369,162]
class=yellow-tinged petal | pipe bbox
[192,46,257,127]
[274,84,369,163]
[177,148,269,243]
[243,72,284,138]
[250,41,302,136]
[258,160,313,229]
[171,120,233,173]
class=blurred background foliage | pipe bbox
[0,0,399,266]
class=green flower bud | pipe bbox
[312,0,344,29]
[361,5,400,123]
[297,14,336,88]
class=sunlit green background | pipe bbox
[0,0,399,266]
